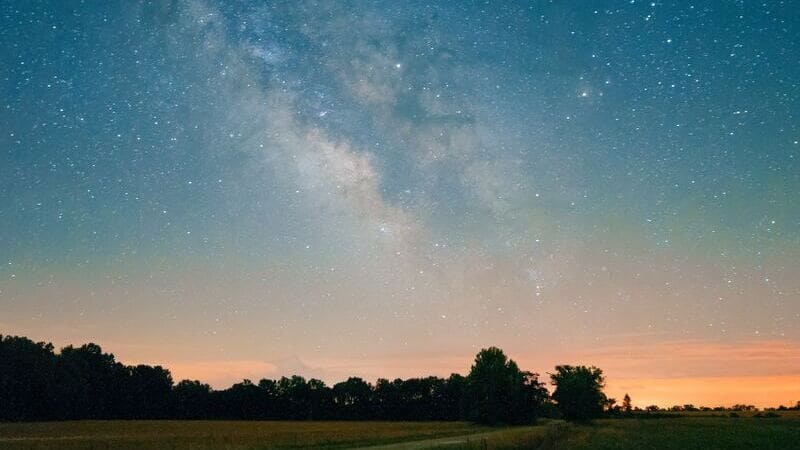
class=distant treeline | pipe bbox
[1,334,798,423]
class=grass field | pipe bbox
[466,414,800,450]
[1,413,799,449]
[0,421,488,450]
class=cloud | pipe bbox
[166,355,350,388]
[168,360,278,386]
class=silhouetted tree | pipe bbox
[172,380,213,419]
[443,373,469,420]
[55,343,129,419]
[273,375,330,419]
[550,365,606,421]
[124,365,173,419]
[466,347,548,424]
[307,378,333,419]
[332,377,373,420]
[0,333,642,424]
[0,335,57,421]
[731,404,756,411]
[622,393,632,414]
[220,379,264,419]
[402,377,449,420]
[517,370,550,422]
[374,378,401,419]
[256,378,279,418]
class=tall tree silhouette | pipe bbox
[0,335,57,421]
[550,365,607,422]
[466,347,548,424]
[622,393,632,414]
[443,373,469,420]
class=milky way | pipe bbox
[1,1,798,406]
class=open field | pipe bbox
[0,421,489,450]
[454,414,800,450]
[1,414,799,449]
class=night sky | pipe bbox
[1,1,799,407]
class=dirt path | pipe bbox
[358,428,531,450]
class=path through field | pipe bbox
[362,426,541,449]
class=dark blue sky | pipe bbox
[1,1,798,404]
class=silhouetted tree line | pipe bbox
[16,334,792,424]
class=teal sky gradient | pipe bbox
[1,1,798,405]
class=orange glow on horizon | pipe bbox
[606,375,800,409]
[15,328,800,409]
[153,339,800,409]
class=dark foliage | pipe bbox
[0,336,57,421]
[466,347,548,424]
[0,334,552,423]
[4,334,787,423]
[550,365,607,422]
[622,393,632,414]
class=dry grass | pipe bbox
[2,413,799,449]
[0,420,487,450]
[450,412,800,450]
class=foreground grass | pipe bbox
[451,413,800,450]
[0,421,488,450]
[1,414,799,449]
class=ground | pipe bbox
[1,412,799,449]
